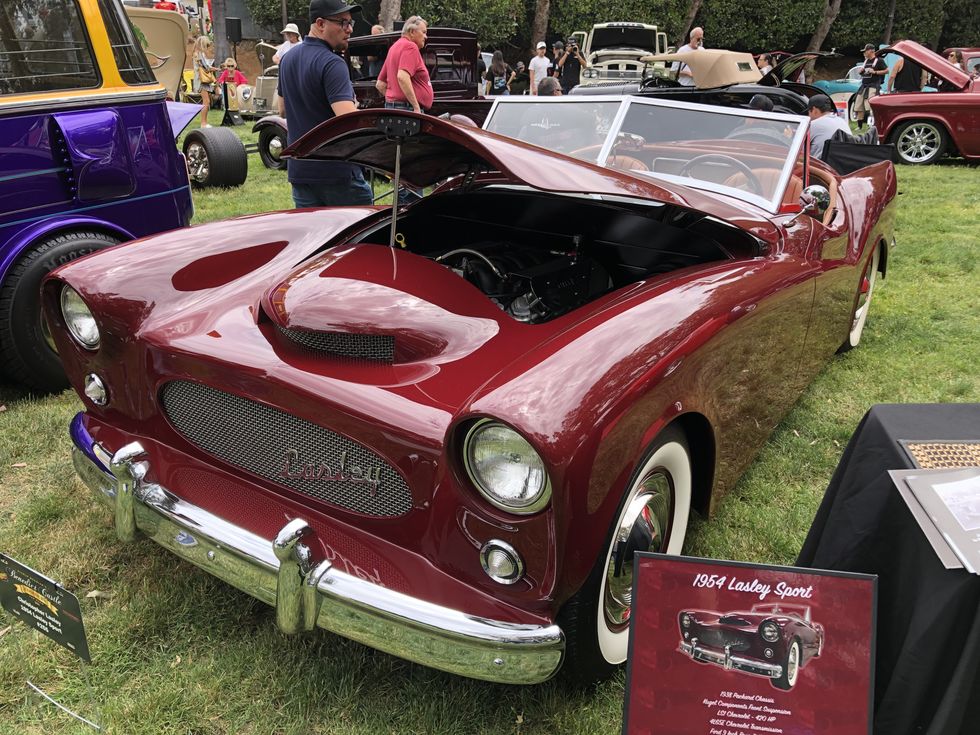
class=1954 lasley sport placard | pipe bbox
[623,555,876,735]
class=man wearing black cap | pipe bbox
[807,94,851,159]
[854,43,887,129]
[277,0,372,208]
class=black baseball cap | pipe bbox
[807,93,835,113]
[309,0,362,24]
[862,43,876,51]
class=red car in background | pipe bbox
[870,41,980,164]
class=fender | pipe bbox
[0,216,134,285]
[874,110,954,144]
[252,115,287,136]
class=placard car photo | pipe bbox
[47,96,894,684]
[679,603,825,690]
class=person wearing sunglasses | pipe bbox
[276,0,373,208]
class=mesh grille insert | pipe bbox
[278,326,395,362]
[160,380,411,517]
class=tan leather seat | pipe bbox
[608,155,649,172]
[725,167,803,204]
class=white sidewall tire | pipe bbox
[595,438,692,664]
[847,246,880,348]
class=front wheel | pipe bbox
[839,245,880,352]
[892,120,947,165]
[258,126,287,170]
[558,426,692,683]
[0,231,120,392]
[772,639,801,690]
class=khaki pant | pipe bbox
[853,86,878,117]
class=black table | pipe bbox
[798,404,980,735]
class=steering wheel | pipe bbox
[677,153,763,195]
[725,128,791,147]
[642,76,679,89]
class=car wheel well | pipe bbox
[671,412,715,518]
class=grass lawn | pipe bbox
[0,115,978,733]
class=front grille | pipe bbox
[695,628,751,652]
[160,380,412,517]
[278,326,395,362]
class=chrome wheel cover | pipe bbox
[185,141,210,183]
[602,470,673,629]
[898,123,941,163]
[268,135,283,160]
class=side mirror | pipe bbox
[801,184,830,216]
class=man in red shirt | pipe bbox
[375,16,432,113]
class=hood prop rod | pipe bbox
[377,115,422,249]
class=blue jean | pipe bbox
[291,175,373,208]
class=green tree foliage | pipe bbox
[828,0,946,49]
[548,1,687,46]
[406,1,525,50]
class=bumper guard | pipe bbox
[680,638,782,679]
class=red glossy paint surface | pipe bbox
[43,125,897,622]
[871,41,980,159]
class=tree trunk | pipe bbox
[378,0,401,32]
[530,0,550,59]
[281,0,289,33]
[882,0,898,44]
[679,0,703,47]
[212,0,230,63]
[804,0,842,81]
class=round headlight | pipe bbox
[584,68,598,78]
[761,621,780,643]
[463,420,551,513]
[61,285,100,349]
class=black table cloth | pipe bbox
[798,404,980,735]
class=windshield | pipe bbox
[483,96,808,212]
[590,27,659,52]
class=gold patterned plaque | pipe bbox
[901,441,980,470]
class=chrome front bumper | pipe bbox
[680,639,782,679]
[71,415,564,684]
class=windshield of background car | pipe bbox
[484,96,808,213]
[0,0,99,95]
[98,0,155,85]
[483,100,621,162]
[590,27,658,51]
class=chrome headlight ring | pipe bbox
[462,419,552,514]
[60,285,100,350]
[760,620,780,643]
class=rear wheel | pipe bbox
[559,426,692,683]
[839,245,880,352]
[183,127,248,187]
[0,231,119,392]
[258,126,287,170]
[892,120,947,165]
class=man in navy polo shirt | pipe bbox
[277,0,372,207]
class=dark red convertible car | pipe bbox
[678,603,825,690]
[870,41,980,165]
[45,97,895,684]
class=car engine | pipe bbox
[433,240,612,324]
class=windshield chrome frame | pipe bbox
[483,94,810,215]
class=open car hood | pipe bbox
[761,50,836,86]
[882,40,972,91]
[285,109,696,200]
[640,50,762,87]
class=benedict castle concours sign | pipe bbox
[623,555,876,735]
[0,553,91,662]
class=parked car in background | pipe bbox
[252,28,482,170]
[575,22,669,87]
[52,97,894,684]
[572,49,834,115]
[870,41,980,164]
[678,604,824,690]
[0,0,205,392]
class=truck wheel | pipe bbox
[258,126,287,170]
[892,120,947,165]
[0,231,119,392]
[183,127,248,187]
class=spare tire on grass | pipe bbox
[183,127,248,188]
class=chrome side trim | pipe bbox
[70,422,564,685]
[680,640,783,678]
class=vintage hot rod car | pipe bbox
[678,603,824,690]
[870,41,980,165]
[48,97,894,684]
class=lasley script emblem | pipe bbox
[279,449,381,496]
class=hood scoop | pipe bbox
[263,244,501,364]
